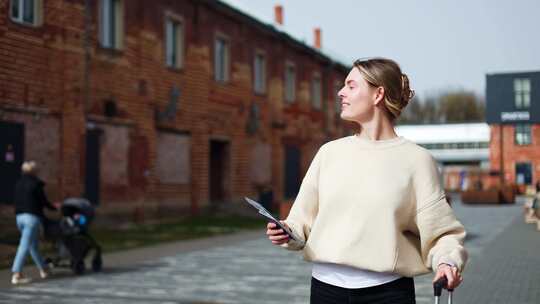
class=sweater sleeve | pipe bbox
[411,153,468,272]
[281,146,323,251]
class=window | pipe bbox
[253,52,266,94]
[311,74,322,110]
[421,142,489,150]
[99,0,124,50]
[334,81,342,116]
[514,78,531,109]
[165,17,184,69]
[214,36,230,82]
[10,0,42,26]
[284,62,296,103]
[515,124,531,145]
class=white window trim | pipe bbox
[214,32,231,83]
[9,0,43,27]
[311,72,322,110]
[284,61,296,103]
[514,78,531,109]
[164,11,185,69]
[515,124,532,146]
[99,0,124,50]
[253,49,267,94]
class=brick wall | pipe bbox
[0,0,349,220]
[490,124,540,186]
[1,111,61,199]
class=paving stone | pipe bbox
[1,196,537,303]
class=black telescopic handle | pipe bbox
[433,277,454,296]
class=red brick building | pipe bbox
[0,0,349,219]
[486,71,540,193]
[489,124,540,192]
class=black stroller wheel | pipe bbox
[73,260,86,275]
[92,254,102,272]
[44,257,53,267]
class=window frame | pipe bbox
[311,72,322,110]
[253,50,267,95]
[514,124,532,146]
[214,33,231,83]
[284,61,296,103]
[514,78,531,109]
[9,0,43,27]
[99,0,124,50]
[164,12,185,70]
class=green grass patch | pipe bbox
[92,215,266,252]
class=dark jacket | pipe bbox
[14,174,56,218]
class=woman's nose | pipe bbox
[338,88,345,98]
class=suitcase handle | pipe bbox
[434,277,454,304]
[433,277,454,296]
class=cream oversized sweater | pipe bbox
[283,135,468,277]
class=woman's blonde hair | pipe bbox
[22,161,37,174]
[353,58,415,121]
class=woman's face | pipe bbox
[338,67,379,123]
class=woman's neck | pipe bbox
[356,115,397,141]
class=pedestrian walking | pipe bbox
[11,161,58,285]
[267,58,467,303]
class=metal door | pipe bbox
[284,145,301,199]
[84,129,102,205]
[0,121,24,204]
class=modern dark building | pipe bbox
[486,71,540,190]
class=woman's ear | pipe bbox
[373,86,385,106]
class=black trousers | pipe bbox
[310,277,416,304]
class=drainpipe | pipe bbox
[83,0,91,113]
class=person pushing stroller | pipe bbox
[11,161,60,285]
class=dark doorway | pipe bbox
[84,129,102,205]
[0,121,24,204]
[284,145,301,199]
[209,140,229,205]
[515,162,532,185]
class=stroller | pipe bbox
[44,197,103,275]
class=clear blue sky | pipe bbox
[222,0,540,99]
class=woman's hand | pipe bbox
[433,264,463,290]
[266,221,290,245]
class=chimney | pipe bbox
[314,28,322,49]
[274,5,283,26]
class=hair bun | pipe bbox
[400,74,415,103]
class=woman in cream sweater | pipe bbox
[267,58,467,303]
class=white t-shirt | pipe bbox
[312,262,402,289]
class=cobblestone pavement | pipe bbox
[1,195,538,303]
